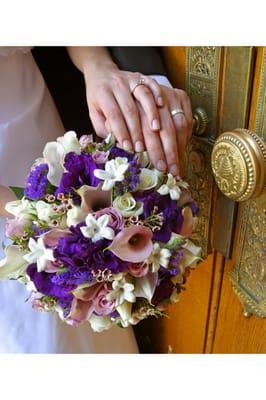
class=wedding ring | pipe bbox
[171,108,185,118]
[131,76,146,94]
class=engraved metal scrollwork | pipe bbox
[229,48,266,318]
[185,47,221,257]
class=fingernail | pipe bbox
[152,119,160,130]
[157,96,164,106]
[170,164,179,176]
[123,140,132,152]
[135,141,144,152]
[157,160,167,171]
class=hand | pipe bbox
[84,64,164,153]
[137,85,193,176]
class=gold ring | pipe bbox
[131,76,146,94]
[171,108,184,118]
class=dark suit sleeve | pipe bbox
[108,47,167,76]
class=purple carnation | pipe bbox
[24,163,49,200]
[27,263,75,301]
[55,152,101,196]
[115,159,140,194]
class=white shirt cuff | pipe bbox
[149,74,173,88]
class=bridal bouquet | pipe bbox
[0,131,201,332]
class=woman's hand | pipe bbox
[84,64,164,153]
[137,85,193,176]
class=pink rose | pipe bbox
[93,283,115,316]
[92,150,109,164]
[95,207,124,232]
[79,134,94,148]
[5,216,31,238]
[128,262,149,277]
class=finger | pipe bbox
[169,91,189,164]
[141,76,164,107]
[133,85,161,132]
[179,90,193,141]
[113,86,145,152]
[89,105,109,138]
[158,106,180,176]
[137,102,167,172]
[98,90,133,151]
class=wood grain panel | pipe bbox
[135,255,214,353]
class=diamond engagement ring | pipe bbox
[171,108,185,118]
[131,76,146,94]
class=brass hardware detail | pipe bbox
[229,48,266,318]
[186,47,221,142]
[185,47,221,257]
[193,107,208,136]
[185,139,213,257]
[211,129,266,202]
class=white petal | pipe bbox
[93,169,109,180]
[43,142,65,186]
[134,272,158,302]
[102,179,115,191]
[97,214,110,228]
[0,245,28,279]
[101,227,114,240]
[58,131,81,154]
[169,188,181,200]
[116,301,132,322]
[157,184,170,196]
[89,315,112,332]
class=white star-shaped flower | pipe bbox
[148,242,171,273]
[93,157,129,191]
[23,237,55,273]
[157,173,182,200]
[80,213,114,242]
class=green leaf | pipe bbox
[9,186,24,200]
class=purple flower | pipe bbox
[56,152,101,196]
[109,145,135,161]
[134,191,184,242]
[152,278,174,305]
[115,159,140,194]
[24,163,49,200]
[27,263,75,300]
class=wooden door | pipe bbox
[134,47,266,353]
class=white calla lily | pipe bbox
[116,301,133,324]
[181,240,202,268]
[80,213,114,242]
[23,237,55,272]
[94,157,129,190]
[43,131,81,186]
[134,271,158,302]
[0,245,28,279]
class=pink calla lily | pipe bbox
[179,207,194,237]
[42,228,71,248]
[77,184,112,213]
[66,283,104,325]
[109,225,153,263]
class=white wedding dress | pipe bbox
[0,47,138,353]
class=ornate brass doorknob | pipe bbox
[193,107,208,136]
[211,129,266,201]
